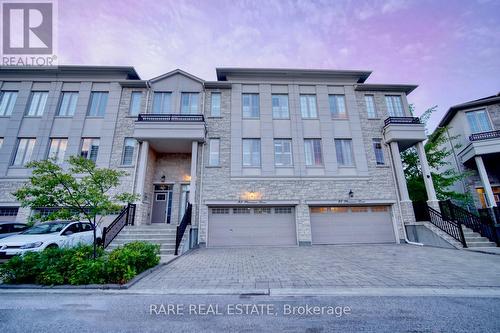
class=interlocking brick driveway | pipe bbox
[133,245,500,290]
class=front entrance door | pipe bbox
[151,184,173,223]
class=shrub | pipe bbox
[0,242,160,286]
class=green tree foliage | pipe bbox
[14,156,138,258]
[401,105,472,205]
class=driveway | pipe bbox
[132,244,500,291]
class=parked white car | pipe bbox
[0,221,102,261]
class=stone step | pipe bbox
[466,241,497,248]
[120,230,178,235]
[464,236,491,242]
[114,234,177,240]
[107,243,175,250]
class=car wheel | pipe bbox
[45,244,58,249]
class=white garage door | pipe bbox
[310,206,395,245]
[208,206,297,247]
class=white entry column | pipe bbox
[189,141,198,205]
[390,141,415,224]
[134,141,149,225]
[475,155,497,207]
[416,141,439,210]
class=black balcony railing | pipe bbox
[469,130,500,141]
[384,116,421,127]
[137,114,205,122]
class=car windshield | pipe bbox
[21,222,69,235]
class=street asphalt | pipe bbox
[0,292,499,332]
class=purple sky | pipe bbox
[58,0,500,131]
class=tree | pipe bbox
[14,156,138,258]
[401,105,472,206]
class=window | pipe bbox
[210,93,221,117]
[365,95,377,118]
[129,91,142,116]
[212,208,229,214]
[48,138,67,164]
[26,91,48,116]
[87,92,108,117]
[12,138,36,166]
[254,208,271,214]
[121,138,136,165]
[329,95,347,118]
[233,207,251,214]
[242,93,259,118]
[80,138,100,162]
[242,139,261,167]
[57,92,78,116]
[153,92,171,114]
[372,138,385,165]
[351,206,369,212]
[180,92,199,114]
[300,94,317,118]
[272,94,289,119]
[274,139,293,167]
[335,139,354,166]
[385,95,404,117]
[275,207,292,214]
[304,139,323,166]
[0,207,18,217]
[466,110,492,134]
[371,206,388,212]
[0,91,18,116]
[208,139,220,166]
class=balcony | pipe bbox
[459,130,500,163]
[382,117,426,151]
[133,113,206,152]
[469,130,500,141]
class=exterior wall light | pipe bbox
[349,190,354,198]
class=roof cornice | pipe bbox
[438,93,500,127]
[354,83,418,94]
[0,65,140,80]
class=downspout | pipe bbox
[388,142,423,246]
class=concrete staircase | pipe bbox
[106,224,178,261]
[462,226,497,248]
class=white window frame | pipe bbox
[0,91,18,116]
[274,139,293,167]
[385,95,404,117]
[152,92,172,114]
[180,92,199,114]
[466,109,493,134]
[210,92,221,117]
[364,95,377,118]
[121,138,136,166]
[48,138,68,164]
[57,92,79,117]
[372,138,385,165]
[300,94,318,118]
[129,91,142,116]
[26,91,48,116]
[242,93,260,118]
[242,138,261,167]
[304,139,323,166]
[335,139,355,167]
[87,92,109,117]
[272,94,289,119]
[12,138,36,166]
[208,138,220,166]
[329,94,347,119]
[80,138,100,163]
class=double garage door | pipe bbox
[310,206,396,245]
[208,206,297,247]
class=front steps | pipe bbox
[462,226,497,248]
[107,224,178,261]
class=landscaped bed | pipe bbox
[0,241,160,285]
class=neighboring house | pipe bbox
[432,93,500,209]
[0,66,439,249]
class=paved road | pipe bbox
[0,292,499,332]
[134,245,500,291]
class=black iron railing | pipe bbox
[102,203,136,248]
[137,114,205,122]
[469,130,500,141]
[175,203,192,255]
[384,116,421,127]
[440,200,499,246]
[427,206,467,247]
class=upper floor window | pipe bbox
[152,92,171,114]
[242,93,259,118]
[12,138,36,166]
[208,138,220,166]
[466,110,493,134]
[57,92,78,116]
[80,138,100,163]
[272,94,289,119]
[335,139,354,166]
[304,139,323,166]
[121,138,136,166]
[48,138,68,164]
[87,92,108,117]
[372,138,385,165]
[274,139,293,167]
[129,91,142,116]
[364,95,377,118]
[0,91,18,116]
[242,138,261,167]
[211,93,221,117]
[385,95,404,117]
[26,91,48,116]
[329,95,347,119]
[300,95,317,118]
[181,92,199,114]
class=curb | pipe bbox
[464,248,500,256]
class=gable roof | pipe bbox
[149,69,205,83]
[438,92,500,127]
